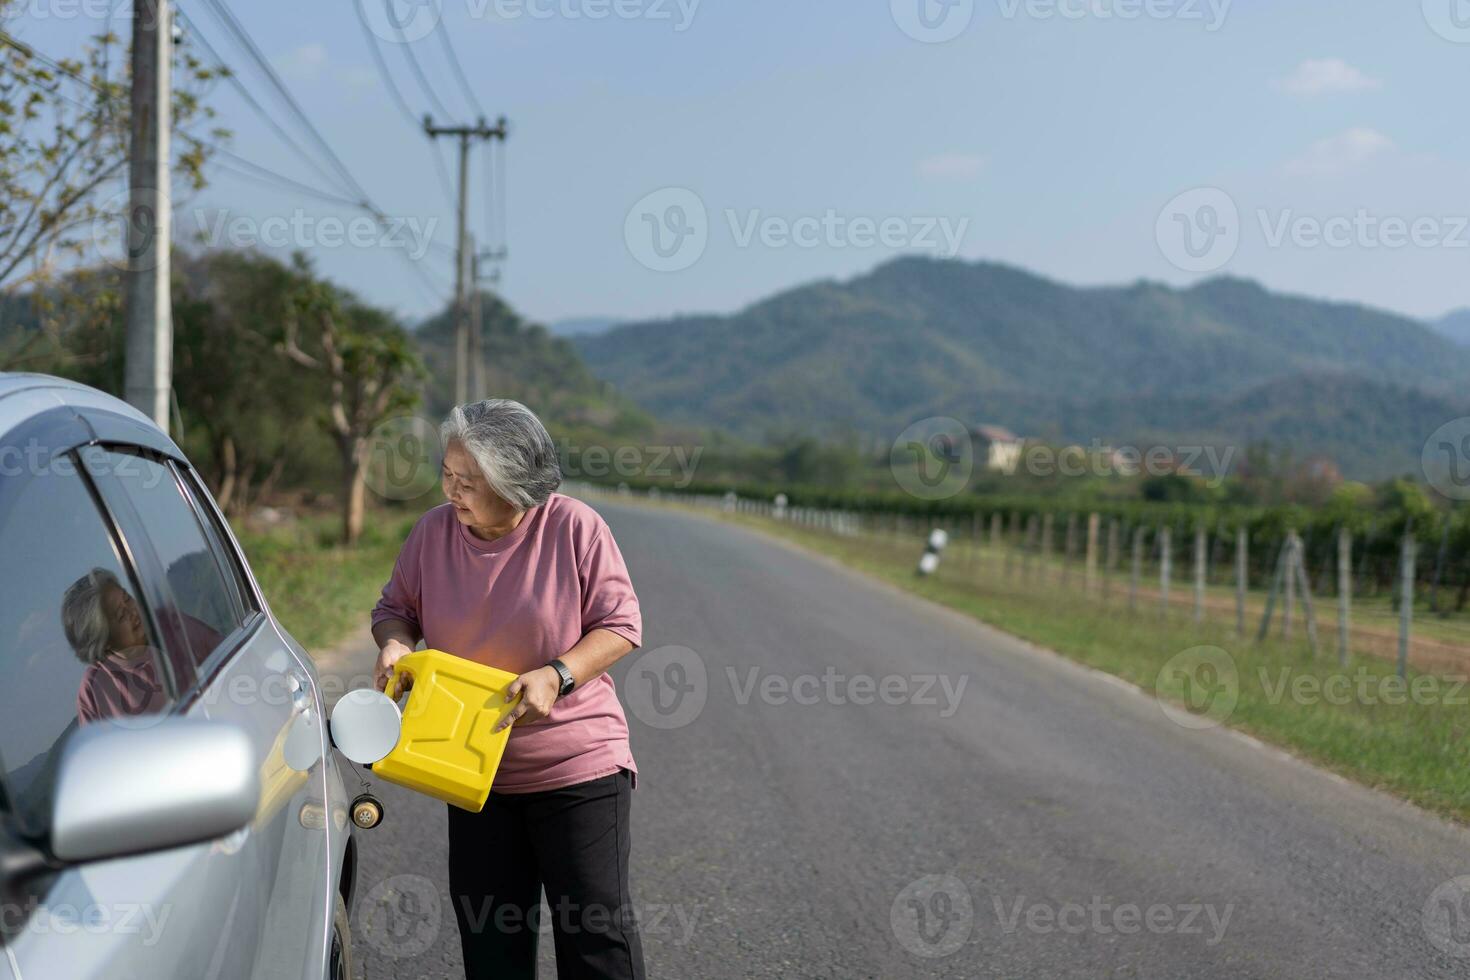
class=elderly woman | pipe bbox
[371,399,646,980]
[62,568,174,723]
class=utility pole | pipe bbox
[467,239,508,400]
[124,0,172,431]
[424,115,508,407]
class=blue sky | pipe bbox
[15,0,1470,325]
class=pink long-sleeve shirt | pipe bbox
[371,494,640,793]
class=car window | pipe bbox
[175,462,256,617]
[0,460,174,838]
[101,450,244,670]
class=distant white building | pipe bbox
[973,424,1024,474]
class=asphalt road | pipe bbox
[317,499,1470,979]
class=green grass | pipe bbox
[722,511,1470,823]
[231,510,418,652]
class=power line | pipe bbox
[385,0,452,121]
[175,5,366,206]
[353,9,456,210]
[434,18,484,119]
[181,0,452,310]
[208,148,364,207]
[192,0,375,206]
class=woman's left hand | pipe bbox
[497,666,560,731]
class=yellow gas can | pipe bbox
[373,649,521,812]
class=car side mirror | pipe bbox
[50,718,260,864]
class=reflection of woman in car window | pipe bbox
[62,568,170,724]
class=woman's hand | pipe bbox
[496,666,560,732]
[374,638,416,698]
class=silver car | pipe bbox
[0,373,358,980]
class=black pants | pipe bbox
[447,769,646,980]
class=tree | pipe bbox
[172,249,326,515]
[0,9,223,365]
[272,255,425,545]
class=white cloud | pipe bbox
[1283,127,1395,177]
[1276,58,1381,97]
[275,42,328,82]
[917,153,987,180]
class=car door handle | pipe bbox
[286,670,313,713]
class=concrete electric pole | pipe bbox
[123,0,172,431]
[424,115,507,407]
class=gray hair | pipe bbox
[440,399,561,510]
[62,567,122,665]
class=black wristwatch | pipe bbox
[548,659,576,699]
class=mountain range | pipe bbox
[573,257,1470,480]
[1433,309,1470,347]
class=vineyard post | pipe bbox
[1193,523,1207,625]
[1159,525,1172,619]
[1086,513,1101,597]
[1105,517,1120,602]
[1129,526,1143,612]
[1398,528,1416,678]
[1235,526,1247,638]
[1337,527,1352,665]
